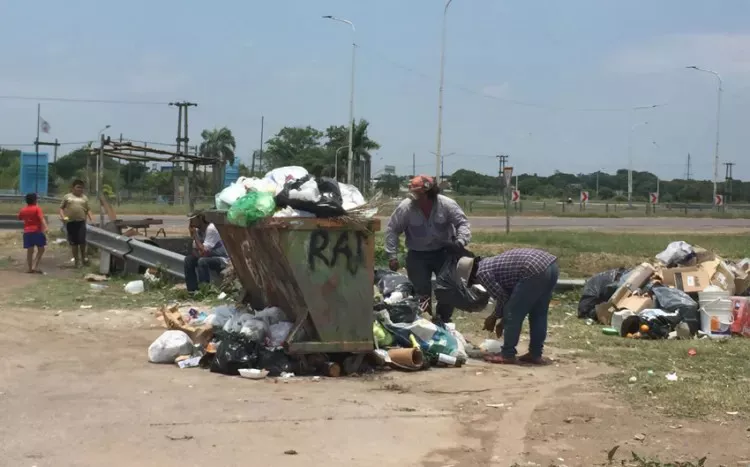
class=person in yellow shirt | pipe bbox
[59,179,93,267]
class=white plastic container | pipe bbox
[124,280,145,295]
[611,310,636,335]
[700,300,733,339]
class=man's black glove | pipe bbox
[445,240,467,255]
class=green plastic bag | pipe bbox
[227,192,276,226]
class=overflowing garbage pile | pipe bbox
[146,259,492,378]
[370,265,490,371]
[215,166,374,226]
[578,241,750,339]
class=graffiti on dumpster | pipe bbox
[307,230,367,275]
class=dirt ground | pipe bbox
[1,239,749,466]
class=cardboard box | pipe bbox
[596,293,655,325]
[661,260,736,294]
[661,266,709,293]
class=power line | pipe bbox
[0,95,170,106]
[359,45,668,113]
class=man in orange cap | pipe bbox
[384,175,471,323]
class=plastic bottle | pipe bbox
[124,280,145,295]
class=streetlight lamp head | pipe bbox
[105,124,111,129]
[322,15,333,18]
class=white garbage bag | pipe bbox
[273,206,316,218]
[289,178,321,202]
[339,182,366,210]
[209,305,238,329]
[264,166,309,194]
[240,318,270,342]
[254,306,288,326]
[242,177,277,194]
[223,312,255,334]
[655,241,694,267]
[215,179,249,209]
[148,330,193,363]
[268,321,295,347]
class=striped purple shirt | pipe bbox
[475,248,557,315]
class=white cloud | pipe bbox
[606,33,750,75]
[481,82,511,98]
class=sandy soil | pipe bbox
[0,244,749,466]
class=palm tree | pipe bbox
[199,127,236,192]
[351,119,380,191]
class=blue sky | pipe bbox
[1,0,749,182]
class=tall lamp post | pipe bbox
[435,0,454,184]
[323,15,356,186]
[686,65,722,205]
[334,145,348,181]
[628,121,648,208]
[96,124,110,226]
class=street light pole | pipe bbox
[435,0,454,184]
[687,66,722,205]
[628,121,648,208]
[323,15,356,186]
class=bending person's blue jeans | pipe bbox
[500,262,559,359]
[184,253,225,292]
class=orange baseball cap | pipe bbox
[408,175,435,192]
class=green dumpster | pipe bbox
[205,212,380,355]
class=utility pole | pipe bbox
[724,162,735,205]
[251,115,265,176]
[686,153,692,180]
[412,152,415,178]
[496,154,509,197]
[169,101,197,209]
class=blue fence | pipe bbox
[19,152,49,196]
[223,163,240,188]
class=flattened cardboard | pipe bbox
[616,295,654,313]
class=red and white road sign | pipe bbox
[715,194,724,206]
[649,192,659,204]
[511,190,520,202]
[580,191,590,203]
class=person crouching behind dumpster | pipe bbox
[184,212,230,293]
[384,175,471,323]
[457,248,558,365]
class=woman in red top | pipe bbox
[17,193,48,273]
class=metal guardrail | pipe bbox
[86,225,185,279]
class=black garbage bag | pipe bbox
[652,285,700,334]
[275,175,346,218]
[376,272,415,298]
[386,298,421,324]
[433,255,490,312]
[257,348,295,377]
[210,336,260,376]
[578,268,629,319]
[317,177,344,205]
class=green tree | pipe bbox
[324,119,381,185]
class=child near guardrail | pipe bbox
[17,193,48,274]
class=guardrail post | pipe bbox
[605,203,609,213]
[562,202,566,213]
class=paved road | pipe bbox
[42,215,748,233]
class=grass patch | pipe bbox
[457,293,750,420]
[10,271,219,311]
[375,231,749,278]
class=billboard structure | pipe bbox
[19,152,49,196]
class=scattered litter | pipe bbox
[238,368,269,380]
[84,274,108,282]
[647,370,654,376]
[124,280,145,295]
[148,331,193,364]
[688,348,697,357]
[628,376,637,383]
[486,403,505,408]
[54,238,67,245]
[284,450,298,456]
[312,376,322,382]
[726,411,739,416]
[90,284,107,291]
[54,310,63,316]
[177,356,202,369]
[666,372,679,382]
[80,305,92,309]
[165,435,194,441]
[585,318,594,326]
[634,433,646,441]
[217,292,227,300]
[280,372,295,379]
